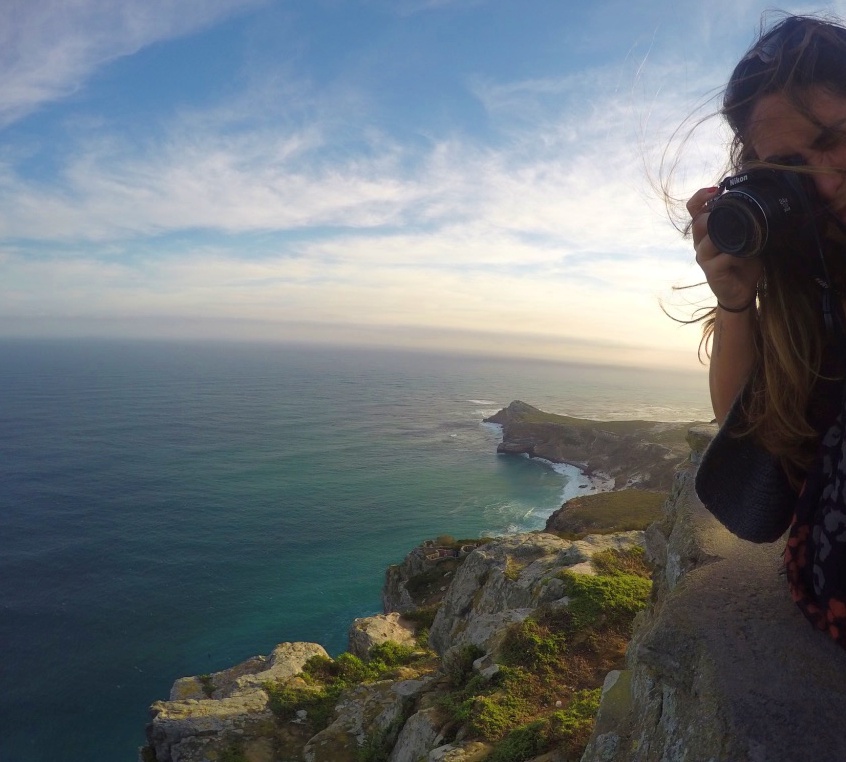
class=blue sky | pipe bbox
[2,0,841,370]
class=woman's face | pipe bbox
[747,87,846,224]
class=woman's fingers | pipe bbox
[687,187,762,305]
[687,187,721,248]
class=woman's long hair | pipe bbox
[690,14,846,484]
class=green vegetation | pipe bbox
[558,568,651,633]
[487,690,601,762]
[503,556,523,581]
[406,559,462,598]
[264,642,428,735]
[548,489,666,538]
[402,604,440,630]
[432,536,494,550]
[591,546,651,579]
[198,673,215,698]
[434,547,651,761]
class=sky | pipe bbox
[2,0,844,371]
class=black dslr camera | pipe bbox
[707,156,821,257]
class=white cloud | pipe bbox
[0,5,754,370]
[0,0,265,125]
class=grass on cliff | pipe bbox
[547,489,665,539]
[264,641,431,735]
[436,547,652,762]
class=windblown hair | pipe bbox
[702,14,846,484]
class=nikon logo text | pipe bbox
[728,174,748,187]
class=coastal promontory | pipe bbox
[484,400,699,492]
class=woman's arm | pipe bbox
[687,187,762,424]
[709,307,757,424]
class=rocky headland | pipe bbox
[141,403,846,762]
[484,400,697,493]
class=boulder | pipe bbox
[388,707,444,762]
[303,680,410,762]
[146,690,274,762]
[348,612,417,659]
[169,641,329,701]
[145,642,329,762]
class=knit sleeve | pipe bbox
[694,389,797,543]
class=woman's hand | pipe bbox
[687,187,763,309]
[688,186,759,423]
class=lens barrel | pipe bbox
[707,193,768,257]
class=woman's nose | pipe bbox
[813,167,844,203]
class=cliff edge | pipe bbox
[582,424,846,761]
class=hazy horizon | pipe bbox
[2,1,835,372]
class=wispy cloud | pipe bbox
[0,0,264,126]
[0,0,785,369]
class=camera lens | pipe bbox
[707,195,767,257]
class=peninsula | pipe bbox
[484,400,699,492]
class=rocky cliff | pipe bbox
[141,530,649,762]
[581,425,846,762]
[484,401,698,492]
[142,404,846,762]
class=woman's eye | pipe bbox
[812,128,843,151]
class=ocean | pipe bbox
[0,338,712,761]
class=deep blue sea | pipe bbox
[0,339,712,761]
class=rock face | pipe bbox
[426,531,645,659]
[147,642,329,762]
[348,612,417,659]
[581,424,846,762]
[485,400,697,491]
[142,529,638,762]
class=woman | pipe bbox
[689,14,846,645]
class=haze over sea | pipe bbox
[0,339,711,761]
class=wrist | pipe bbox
[717,297,756,313]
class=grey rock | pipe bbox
[428,530,644,657]
[169,641,329,702]
[582,430,846,762]
[304,680,409,762]
[388,708,444,762]
[348,612,417,659]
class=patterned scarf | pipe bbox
[784,386,846,645]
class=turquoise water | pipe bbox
[0,339,711,761]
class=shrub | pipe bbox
[559,571,651,633]
[486,688,601,762]
[368,640,416,667]
[402,604,439,630]
[197,674,215,698]
[499,618,567,671]
[263,681,342,732]
[465,692,533,741]
[590,546,651,579]
[546,688,602,759]
[265,640,427,734]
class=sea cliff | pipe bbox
[141,402,846,762]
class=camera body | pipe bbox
[707,157,821,257]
